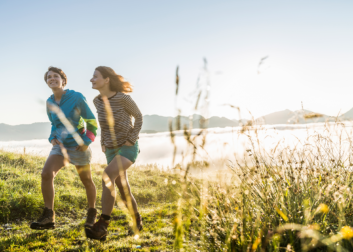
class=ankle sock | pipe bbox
[101,214,111,221]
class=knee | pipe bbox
[103,169,118,184]
[115,175,128,187]
[101,176,114,189]
[115,177,123,189]
[114,175,121,184]
[41,170,55,181]
[80,176,94,187]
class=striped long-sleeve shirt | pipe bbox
[93,92,143,148]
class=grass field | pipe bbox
[0,151,184,251]
[3,122,353,251]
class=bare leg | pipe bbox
[41,155,65,210]
[101,155,136,216]
[76,164,96,208]
[85,155,141,240]
[115,171,138,215]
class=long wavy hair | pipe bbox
[95,66,133,93]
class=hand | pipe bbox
[102,145,106,153]
[123,141,134,146]
[76,145,89,152]
[51,139,60,146]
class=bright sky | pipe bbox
[1,0,353,125]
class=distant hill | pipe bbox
[208,116,239,128]
[142,115,173,132]
[143,114,239,132]
[0,108,349,141]
[260,109,294,125]
[340,108,353,120]
[0,114,239,141]
[0,122,51,141]
[256,109,335,125]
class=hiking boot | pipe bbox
[85,216,109,241]
[84,208,97,228]
[30,207,55,230]
[136,213,143,231]
[128,213,143,235]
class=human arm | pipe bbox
[78,95,98,147]
[123,95,143,145]
[46,102,57,144]
[93,97,106,152]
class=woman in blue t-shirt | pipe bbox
[30,66,98,230]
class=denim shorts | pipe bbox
[105,141,139,164]
[49,144,92,166]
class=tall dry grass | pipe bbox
[169,61,353,251]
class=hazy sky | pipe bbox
[1,0,353,125]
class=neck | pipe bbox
[52,88,66,101]
[98,86,116,98]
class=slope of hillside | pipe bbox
[0,122,51,141]
[258,109,335,125]
[340,107,353,120]
[0,108,347,142]
[142,115,173,132]
[0,115,241,141]
[208,116,239,128]
[259,109,295,124]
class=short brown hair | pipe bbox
[95,66,133,93]
[44,66,67,86]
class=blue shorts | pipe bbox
[105,141,139,164]
[49,144,92,166]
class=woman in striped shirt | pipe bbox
[86,66,143,241]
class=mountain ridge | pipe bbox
[0,109,351,141]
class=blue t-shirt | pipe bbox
[47,89,98,147]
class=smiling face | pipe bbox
[90,70,109,90]
[46,70,65,90]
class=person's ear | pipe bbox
[105,77,110,85]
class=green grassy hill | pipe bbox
[0,151,184,251]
